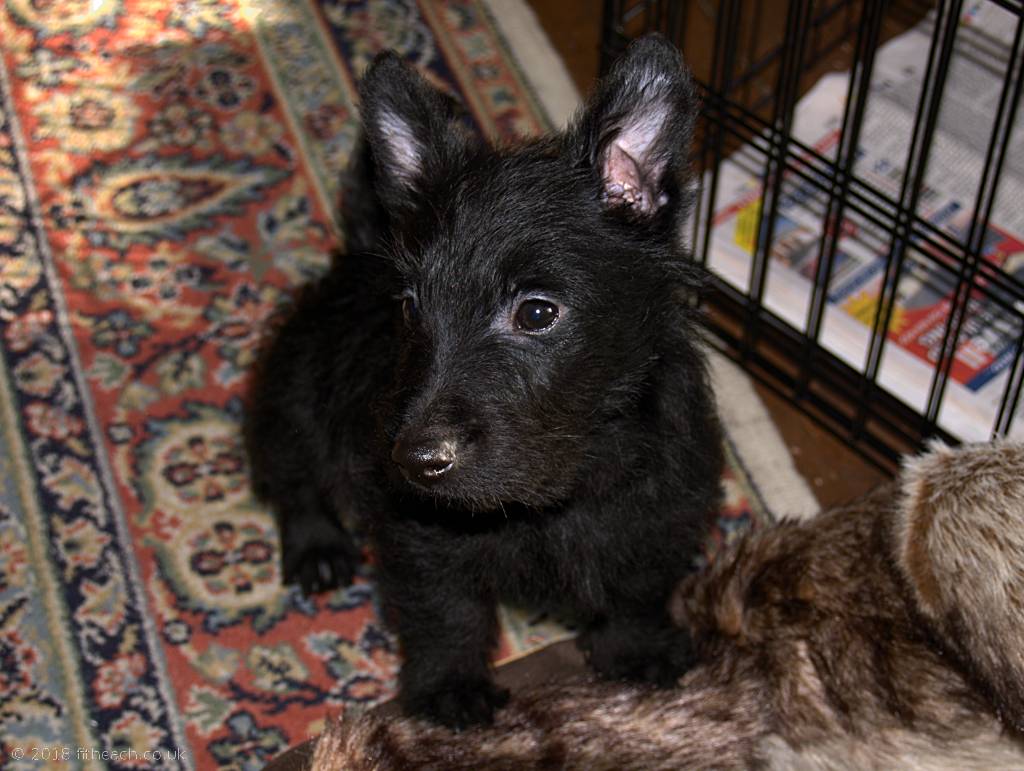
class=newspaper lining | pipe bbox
[698,1,1024,441]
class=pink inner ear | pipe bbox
[602,142,658,214]
[603,143,641,197]
[601,112,669,216]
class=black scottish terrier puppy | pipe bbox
[246,35,723,729]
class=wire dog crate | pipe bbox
[601,0,1024,469]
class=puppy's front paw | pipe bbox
[582,621,695,687]
[281,526,360,595]
[403,676,510,730]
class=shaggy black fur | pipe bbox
[245,35,723,729]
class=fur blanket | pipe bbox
[310,441,1024,769]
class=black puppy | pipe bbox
[245,35,723,729]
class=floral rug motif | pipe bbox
[0,2,776,769]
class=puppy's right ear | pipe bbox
[568,35,698,223]
[358,52,467,215]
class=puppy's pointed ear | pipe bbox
[358,52,467,213]
[570,35,697,219]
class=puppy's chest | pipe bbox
[458,508,613,613]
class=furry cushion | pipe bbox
[309,441,1024,770]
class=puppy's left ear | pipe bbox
[570,35,697,220]
[358,52,468,216]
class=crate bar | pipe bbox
[645,0,669,34]
[716,0,853,113]
[984,0,1024,16]
[696,0,742,269]
[643,0,655,31]
[858,0,963,439]
[719,299,952,451]
[598,0,649,73]
[994,334,1024,436]
[924,12,1024,433]
[706,98,1024,319]
[684,35,1024,306]
[807,0,857,64]
[599,0,622,74]
[706,278,943,470]
[744,0,814,356]
[740,2,764,112]
[669,0,686,53]
[708,78,1024,303]
[699,76,1024,308]
[802,0,885,374]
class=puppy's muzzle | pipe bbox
[392,435,458,485]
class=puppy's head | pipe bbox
[358,37,702,509]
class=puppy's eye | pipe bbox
[401,296,418,326]
[515,299,559,332]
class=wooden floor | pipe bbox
[525,0,890,509]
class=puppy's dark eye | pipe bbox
[515,299,559,332]
[401,296,418,326]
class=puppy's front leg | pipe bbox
[379,546,507,728]
[277,486,360,595]
[582,612,696,686]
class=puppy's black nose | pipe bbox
[391,437,457,484]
